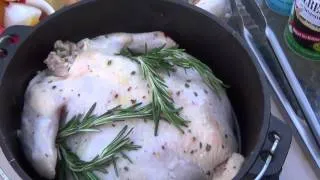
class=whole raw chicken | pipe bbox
[20,32,243,180]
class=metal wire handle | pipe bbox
[255,134,281,180]
[0,35,12,45]
[0,35,13,56]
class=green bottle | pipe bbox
[284,0,320,60]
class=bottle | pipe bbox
[265,0,294,16]
[284,0,320,60]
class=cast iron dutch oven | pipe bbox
[0,0,292,179]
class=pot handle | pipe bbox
[246,116,292,180]
[0,26,32,78]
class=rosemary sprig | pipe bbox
[57,103,152,142]
[157,47,227,93]
[58,125,140,180]
[121,46,189,136]
[120,45,225,135]
[56,44,226,179]
[123,46,226,92]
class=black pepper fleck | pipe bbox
[188,129,192,133]
[225,134,228,139]
[185,83,190,88]
[107,60,112,65]
[183,150,186,153]
[142,96,146,99]
[112,124,116,127]
[200,142,203,149]
[131,71,136,75]
[114,94,119,98]
[124,166,129,171]
[176,91,181,96]
[48,80,53,83]
[130,99,137,104]
[128,87,132,91]
[147,84,150,88]
[194,92,198,97]
[187,79,191,83]
[152,152,156,156]
[162,145,165,150]
[204,89,208,94]
[52,86,57,90]
[190,150,194,155]
[233,166,236,169]
[45,153,48,158]
[206,171,211,176]
[222,145,225,149]
[192,137,196,142]
[206,144,212,152]
[78,94,80,97]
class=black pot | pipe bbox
[0,0,292,179]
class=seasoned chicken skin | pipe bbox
[21,32,243,180]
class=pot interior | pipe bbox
[0,0,268,179]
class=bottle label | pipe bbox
[284,0,320,60]
[296,0,320,32]
[285,27,320,60]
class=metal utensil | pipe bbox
[231,0,320,168]
[250,0,320,145]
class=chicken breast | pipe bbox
[20,32,242,180]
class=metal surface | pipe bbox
[251,0,320,146]
[0,35,12,56]
[231,0,320,168]
[0,35,12,44]
[255,134,281,180]
[0,168,9,180]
